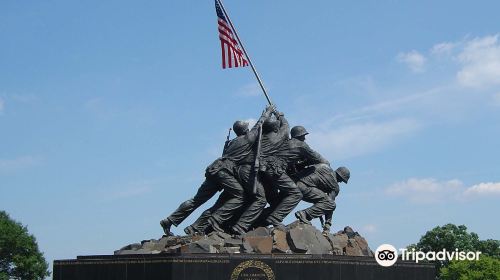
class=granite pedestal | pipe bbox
[53,253,435,280]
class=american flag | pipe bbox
[215,0,249,69]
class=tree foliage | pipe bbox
[0,211,50,280]
[410,224,480,253]
[440,255,500,280]
[477,239,500,258]
[408,223,500,279]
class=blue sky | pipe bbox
[1,0,499,275]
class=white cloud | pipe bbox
[405,34,500,88]
[0,156,41,172]
[463,182,500,197]
[397,50,426,72]
[385,178,464,203]
[319,84,454,128]
[456,35,500,88]
[431,42,456,55]
[306,34,500,163]
[362,224,377,233]
[385,178,500,203]
[308,119,421,160]
[0,97,4,114]
[235,83,263,97]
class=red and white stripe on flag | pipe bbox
[216,1,249,69]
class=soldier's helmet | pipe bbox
[233,121,249,136]
[262,119,280,133]
[335,166,350,183]
[290,126,309,139]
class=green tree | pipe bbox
[410,224,480,253]
[409,224,480,271]
[0,211,50,280]
[440,255,500,280]
[477,239,500,258]
[408,223,500,279]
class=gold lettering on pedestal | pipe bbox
[231,260,275,280]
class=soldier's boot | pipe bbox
[160,218,174,236]
[231,224,246,236]
[207,217,225,234]
[294,211,312,225]
[184,225,198,236]
[322,222,331,236]
[271,223,286,232]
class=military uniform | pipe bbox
[163,163,231,228]
[187,109,272,232]
[258,124,329,226]
[293,164,339,231]
[228,115,290,232]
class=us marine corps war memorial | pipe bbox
[53,1,436,279]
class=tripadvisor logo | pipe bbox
[375,244,398,267]
[375,244,482,267]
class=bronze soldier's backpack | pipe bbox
[205,158,236,178]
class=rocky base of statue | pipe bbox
[55,226,435,280]
[114,222,373,256]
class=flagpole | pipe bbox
[216,0,273,106]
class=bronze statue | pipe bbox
[160,110,351,236]
[293,164,350,234]
[160,106,274,235]
[252,124,329,228]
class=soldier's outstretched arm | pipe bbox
[247,106,273,142]
[276,112,290,140]
[301,142,329,165]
